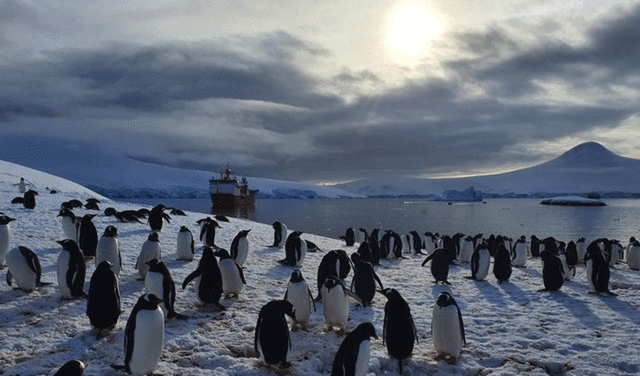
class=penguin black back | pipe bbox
[53,360,85,376]
[57,239,87,299]
[350,253,384,305]
[147,259,183,319]
[87,261,121,335]
[382,288,418,374]
[255,300,295,366]
[78,214,98,258]
[493,243,512,283]
[148,204,169,232]
[316,250,341,301]
[422,248,455,285]
[182,247,224,307]
[540,250,565,291]
[23,190,38,209]
[331,322,378,376]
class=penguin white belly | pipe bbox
[286,282,312,324]
[432,305,462,358]
[137,242,162,278]
[296,241,307,266]
[386,238,395,259]
[424,240,436,255]
[219,259,243,296]
[458,241,474,263]
[475,250,490,281]
[145,272,167,317]
[354,340,371,376]
[558,254,573,281]
[60,218,77,241]
[0,225,10,263]
[235,238,249,266]
[585,259,596,292]
[128,308,164,376]
[57,251,72,299]
[96,238,121,275]
[401,236,411,254]
[512,243,527,267]
[322,287,349,329]
[627,246,640,270]
[176,233,193,260]
[6,248,37,292]
[278,225,288,247]
[577,242,587,263]
[194,276,204,303]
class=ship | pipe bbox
[209,165,258,209]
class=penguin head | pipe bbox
[179,226,191,233]
[381,288,402,301]
[25,190,38,197]
[0,215,16,225]
[214,248,231,259]
[148,232,160,242]
[146,258,165,272]
[351,252,362,266]
[272,221,281,230]
[352,322,378,340]
[240,229,251,237]
[201,247,217,264]
[278,300,296,320]
[138,293,164,310]
[96,260,114,272]
[54,360,85,376]
[630,236,637,243]
[103,225,118,238]
[152,204,166,212]
[323,275,342,291]
[56,239,81,253]
[289,270,304,283]
[104,207,117,216]
[436,291,458,308]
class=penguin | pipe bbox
[53,360,85,376]
[16,189,38,209]
[511,235,528,268]
[381,288,418,375]
[182,247,224,309]
[493,243,512,284]
[539,250,565,291]
[627,239,640,270]
[284,270,315,329]
[584,241,616,296]
[315,250,350,301]
[84,199,100,211]
[271,221,288,248]
[356,228,368,244]
[331,322,378,376]
[77,214,98,259]
[529,235,541,258]
[423,232,438,255]
[402,233,412,254]
[468,241,491,281]
[0,215,16,265]
[409,230,425,255]
[56,239,87,299]
[145,259,185,319]
[278,231,306,267]
[230,229,251,266]
[136,232,162,279]
[96,225,122,276]
[124,294,164,376]
[199,217,221,248]
[576,237,587,263]
[368,237,382,266]
[87,260,121,337]
[432,291,466,364]
[169,208,186,216]
[350,253,384,306]
[176,226,195,261]
[15,177,29,193]
[214,248,246,298]
[5,246,50,292]
[148,204,170,232]
[422,248,456,285]
[57,208,78,241]
[457,235,474,263]
[356,241,373,264]
[341,227,356,246]
[214,214,229,222]
[254,300,296,367]
[562,241,579,280]
[322,275,363,334]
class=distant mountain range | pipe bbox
[336,142,640,198]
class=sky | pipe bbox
[1,0,640,183]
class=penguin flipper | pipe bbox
[421,254,435,267]
[345,289,364,306]
[236,262,247,284]
[182,269,201,289]
[6,270,12,286]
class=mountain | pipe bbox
[336,142,640,198]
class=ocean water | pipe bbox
[120,197,640,243]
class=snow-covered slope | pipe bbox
[2,161,640,375]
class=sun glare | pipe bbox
[389,3,439,57]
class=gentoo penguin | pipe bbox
[77,214,98,259]
[409,230,425,255]
[381,288,418,375]
[562,241,579,280]
[278,231,306,267]
[271,221,288,248]
[627,239,640,270]
[53,360,85,376]
[458,235,474,263]
[148,204,170,232]
[15,189,38,209]
[199,217,221,248]
[422,248,456,285]
[341,227,356,246]
[322,275,363,334]
[356,228,368,244]
[145,259,185,319]
[87,260,121,337]
[214,248,246,298]
[230,229,251,266]
[0,215,16,265]
[423,232,438,255]
[57,208,78,241]
[540,250,565,291]
[432,291,466,364]
[182,247,224,309]
[84,198,100,211]
[331,322,378,376]
[5,246,50,292]
[576,237,587,263]
[402,233,412,254]
[136,232,162,279]
[584,241,616,295]
[493,243,512,284]
[96,225,122,276]
[169,208,186,216]
[529,235,541,258]
[176,226,195,261]
[350,253,384,306]
[511,235,528,268]
[356,241,373,264]
[15,177,29,193]
[56,239,87,299]
[284,270,315,329]
[124,294,164,376]
[468,241,491,281]
[214,214,229,222]
[315,250,351,301]
[255,300,295,367]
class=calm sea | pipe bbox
[119,197,640,242]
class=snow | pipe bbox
[540,196,607,206]
[2,161,640,375]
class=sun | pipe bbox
[388,3,439,57]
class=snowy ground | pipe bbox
[1,160,640,376]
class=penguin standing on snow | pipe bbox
[96,225,122,276]
[576,237,587,263]
[350,253,384,306]
[87,261,121,337]
[322,275,363,334]
[176,226,195,261]
[214,248,246,298]
[77,214,98,259]
[12,189,38,209]
[381,288,418,375]
[468,241,491,281]
[627,239,640,270]
[341,227,356,246]
[230,229,251,266]
[331,322,378,376]
[56,239,87,299]
[123,294,164,376]
[511,235,528,267]
[57,208,78,241]
[278,231,306,267]
[136,232,162,279]
[271,221,288,248]
[540,250,565,291]
[199,217,221,248]
[0,215,16,265]
[182,247,225,310]
[432,291,466,364]
[5,246,50,292]
[148,204,170,232]
[584,241,616,296]
[255,300,296,367]
[422,248,456,285]
[53,360,85,376]
[457,235,474,263]
[409,230,425,255]
[315,250,351,301]
[145,259,185,319]
[493,243,512,283]
[284,270,315,329]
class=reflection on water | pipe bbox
[212,204,256,221]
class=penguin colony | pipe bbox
[3,186,640,375]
